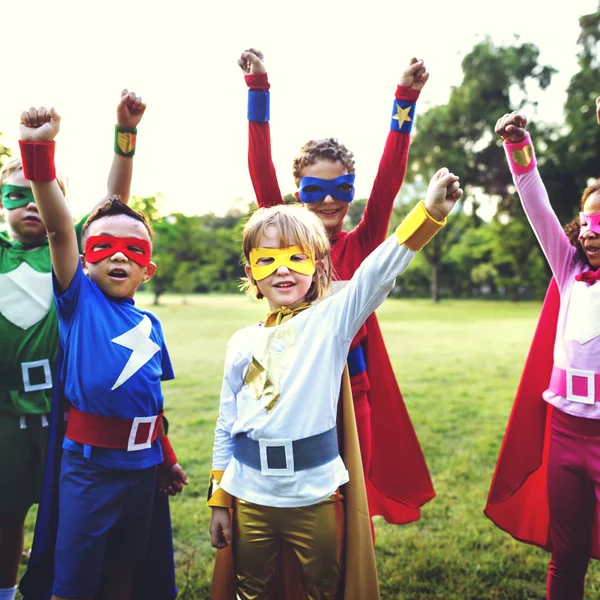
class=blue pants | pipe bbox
[53,450,156,598]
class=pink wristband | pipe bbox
[504,133,536,175]
[159,435,178,468]
[19,141,56,182]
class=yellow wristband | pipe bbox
[207,469,234,508]
[396,200,445,251]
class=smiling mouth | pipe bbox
[585,244,600,255]
[317,208,340,215]
[22,215,41,224]
[274,282,295,288]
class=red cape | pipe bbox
[484,279,600,558]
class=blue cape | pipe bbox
[19,346,178,600]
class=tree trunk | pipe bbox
[431,263,440,303]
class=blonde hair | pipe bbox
[0,157,68,197]
[241,204,332,302]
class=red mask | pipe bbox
[84,235,152,267]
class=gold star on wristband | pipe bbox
[392,103,413,128]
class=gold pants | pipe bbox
[232,491,345,600]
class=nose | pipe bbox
[110,251,128,262]
[27,201,38,211]
[321,194,335,204]
[275,264,290,275]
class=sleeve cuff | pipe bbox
[504,133,536,175]
[245,72,270,91]
[207,469,234,508]
[396,200,445,251]
[396,86,420,102]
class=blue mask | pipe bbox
[298,174,356,204]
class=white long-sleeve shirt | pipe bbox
[213,233,416,507]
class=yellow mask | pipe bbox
[249,245,316,281]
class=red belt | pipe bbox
[549,366,600,404]
[65,405,163,451]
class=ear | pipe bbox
[80,254,88,275]
[294,191,302,204]
[244,263,255,284]
[143,261,157,281]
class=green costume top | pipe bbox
[0,216,86,415]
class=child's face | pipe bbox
[82,214,156,299]
[298,160,350,234]
[245,225,315,311]
[581,192,600,268]
[0,170,46,244]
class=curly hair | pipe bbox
[564,179,600,266]
[240,204,332,303]
[292,138,355,187]
[81,196,153,245]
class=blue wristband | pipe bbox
[390,100,416,133]
[248,90,270,122]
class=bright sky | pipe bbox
[1,0,597,218]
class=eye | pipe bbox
[581,221,588,227]
[92,243,111,251]
[336,183,353,193]
[7,192,25,200]
[256,257,274,266]
[127,245,145,254]
[290,254,308,262]
[303,185,323,193]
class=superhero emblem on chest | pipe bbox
[565,281,600,345]
[244,325,298,413]
[0,263,52,330]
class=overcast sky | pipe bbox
[1,0,597,217]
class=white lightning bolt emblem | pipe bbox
[110,315,160,390]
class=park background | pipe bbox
[5,0,600,597]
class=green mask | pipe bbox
[1,184,35,210]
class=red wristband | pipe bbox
[159,435,178,468]
[19,141,56,182]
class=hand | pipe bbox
[495,112,528,143]
[423,167,462,221]
[399,57,429,91]
[596,96,600,125]
[238,48,266,75]
[210,507,232,549]
[20,107,61,143]
[157,462,189,496]
[117,89,146,129]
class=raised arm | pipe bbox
[239,48,284,208]
[19,107,79,293]
[329,168,461,342]
[354,57,429,254]
[495,112,574,283]
[99,89,147,208]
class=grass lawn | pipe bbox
[18,294,600,599]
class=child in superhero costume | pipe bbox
[16,107,187,600]
[0,90,145,600]
[208,168,461,599]
[486,103,600,599]
[237,48,434,524]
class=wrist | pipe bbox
[114,124,137,157]
[504,132,536,175]
[19,141,56,182]
[159,434,177,468]
[245,72,270,91]
[396,85,420,102]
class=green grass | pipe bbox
[18,294,600,599]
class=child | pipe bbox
[0,90,145,600]
[486,105,600,599]
[238,47,434,525]
[208,168,461,599]
[16,107,187,600]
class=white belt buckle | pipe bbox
[21,359,52,392]
[259,438,294,476]
[127,415,158,451]
[566,368,595,405]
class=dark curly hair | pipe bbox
[82,196,153,245]
[292,138,355,187]
[564,180,600,266]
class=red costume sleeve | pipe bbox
[352,86,420,257]
[246,72,284,208]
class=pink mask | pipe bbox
[579,212,600,238]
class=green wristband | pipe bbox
[114,125,137,157]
